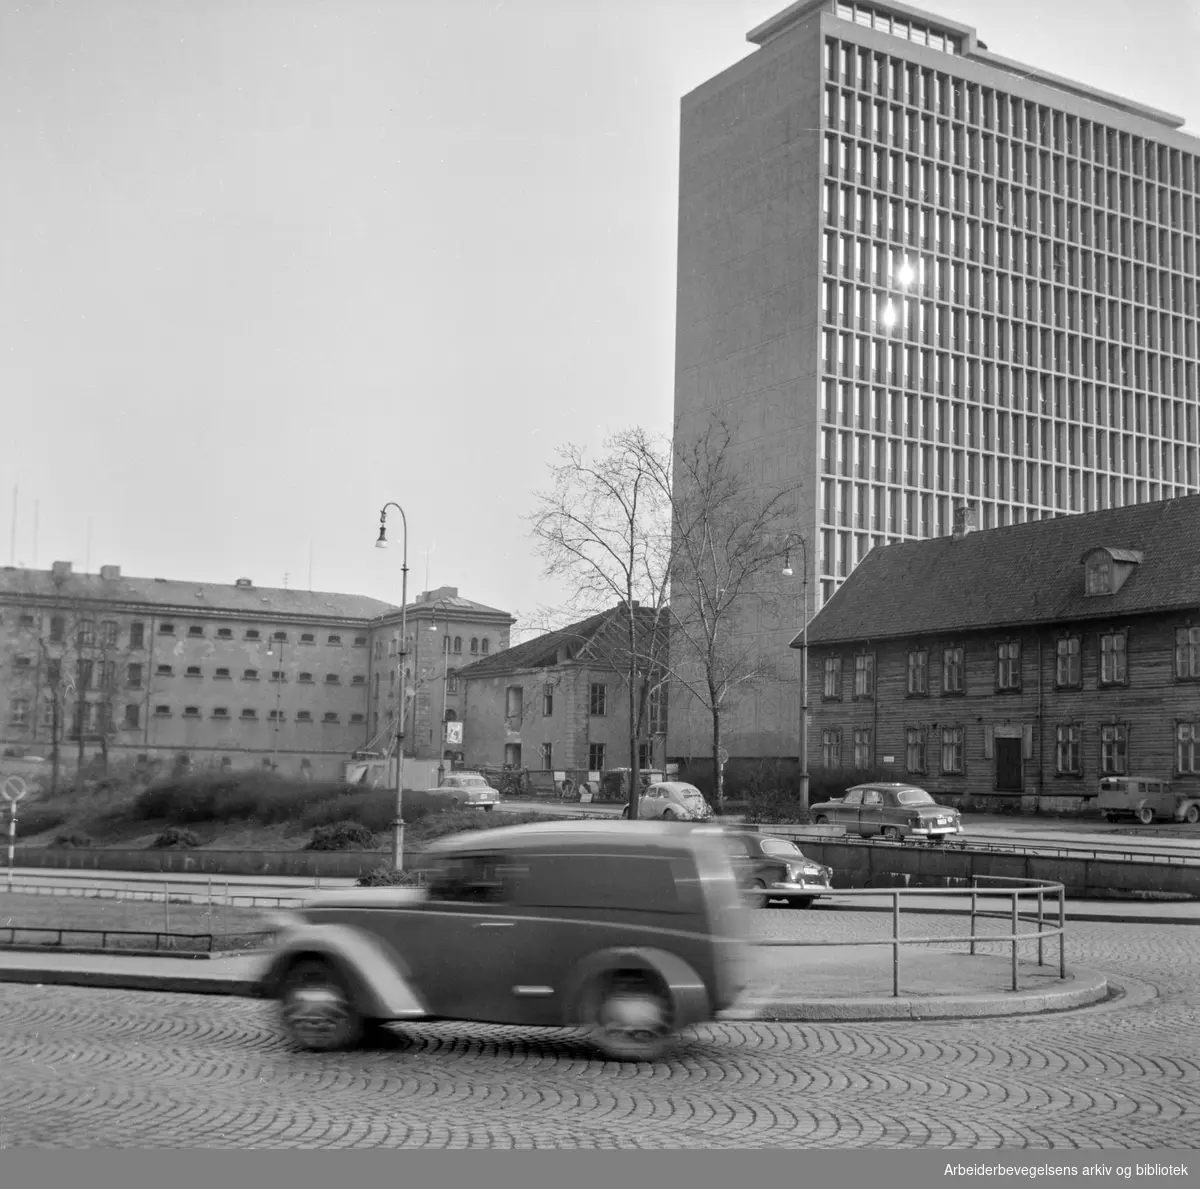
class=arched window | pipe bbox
[470,637,479,654]
[481,638,489,654]
[453,636,462,654]
[444,709,458,722]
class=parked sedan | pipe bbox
[810,783,963,842]
[723,829,833,907]
[424,772,500,811]
[620,781,715,822]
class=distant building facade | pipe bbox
[799,496,1200,808]
[458,605,667,776]
[671,0,1200,762]
[0,563,512,781]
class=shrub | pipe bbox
[150,826,199,849]
[12,807,66,836]
[404,810,570,846]
[50,831,93,849]
[306,820,379,851]
[356,866,425,888]
[132,773,357,826]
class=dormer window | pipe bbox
[1081,547,1143,597]
[1085,554,1112,595]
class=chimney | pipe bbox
[235,577,253,588]
[51,560,72,580]
[952,505,978,541]
[100,565,121,581]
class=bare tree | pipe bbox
[528,428,674,819]
[660,415,802,812]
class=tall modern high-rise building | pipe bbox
[671,0,1200,759]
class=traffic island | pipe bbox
[723,946,1109,1021]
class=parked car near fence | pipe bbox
[424,772,500,811]
[256,820,750,1062]
[810,783,963,842]
[620,781,715,822]
[722,829,834,908]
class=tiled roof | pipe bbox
[0,566,399,623]
[379,595,514,621]
[458,604,668,679]
[800,495,1200,647]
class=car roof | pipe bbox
[648,781,703,792]
[424,819,714,855]
[847,782,928,793]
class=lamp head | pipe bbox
[782,548,793,577]
[375,525,388,549]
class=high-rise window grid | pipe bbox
[815,32,1200,605]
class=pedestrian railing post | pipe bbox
[892,890,900,998]
[1011,892,1019,992]
[970,877,978,956]
[1037,889,1045,967]
[1059,885,1067,981]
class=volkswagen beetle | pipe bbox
[255,820,750,1062]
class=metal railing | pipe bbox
[0,926,271,953]
[754,877,1066,997]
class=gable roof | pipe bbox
[800,495,1200,647]
[457,604,667,680]
[0,566,400,624]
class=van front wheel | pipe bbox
[584,971,676,1063]
[1137,806,1155,825]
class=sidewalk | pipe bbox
[0,942,1110,1023]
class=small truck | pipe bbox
[1096,776,1200,825]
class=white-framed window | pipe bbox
[1055,635,1081,686]
[1174,627,1200,679]
[8,698,29,727]
[997,639,1021,689]
[1056,724,1082,775]
[1099,630,1127,685]
[1177,722,1198,775]
[853,728,871,768]
[588,743,605,770]
[543,683,554,716]
[940,727,964,774]
[907,649,928,695]
[906,727,927,774]
[821,729,842,768]
[854,653,874,697]
[942,646,964,694]
[1100,723,1128,775]
[589,683,607,716]
[540,742,553,771]
[823,656,843,699]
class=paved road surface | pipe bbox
[0,912,1194,1148]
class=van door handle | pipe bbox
[476,921,515,929]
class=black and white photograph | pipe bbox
[0,0,1198,1177]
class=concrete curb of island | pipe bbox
[720,965,1110,1022]
[0,957,1111,1022]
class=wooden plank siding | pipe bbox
[807,611,1200,806]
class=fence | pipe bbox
[754,876,1066,997]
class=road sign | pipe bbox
[445,721,463,746]
[717,747,729,766]
[0,776,28,804]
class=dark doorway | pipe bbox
[995,737,1023,791]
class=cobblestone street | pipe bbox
[0,913,1196,1148]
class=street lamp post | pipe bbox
[782,534,811,814]
[375,503,409,870]
[265,636,285,771]
[424,598,453,785]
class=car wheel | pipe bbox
[1184,804,1200,825]
[883,826,902,842]
[1104,814,1119,823]
[620,805,630,819]
[751,878,770,908]
[1137,806,1155,825]
[788,897,814,910]
[661,809,676,821]
[483,803,494,812]
[584,971,676,1063]
[450,797,461,809]
[814,815,829,825]
[278,958,364,1052]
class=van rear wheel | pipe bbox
[1137,806,1155,825]
[278,958,364,1052]
[1184,804,1200,825]
[584,971,676,1063]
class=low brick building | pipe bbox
[458,605,667,777]
[796,496,1200,811]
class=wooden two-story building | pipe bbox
[797,496,1200,811]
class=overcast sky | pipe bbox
[2,0,1197,634]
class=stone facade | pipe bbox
[1,566,513,781]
